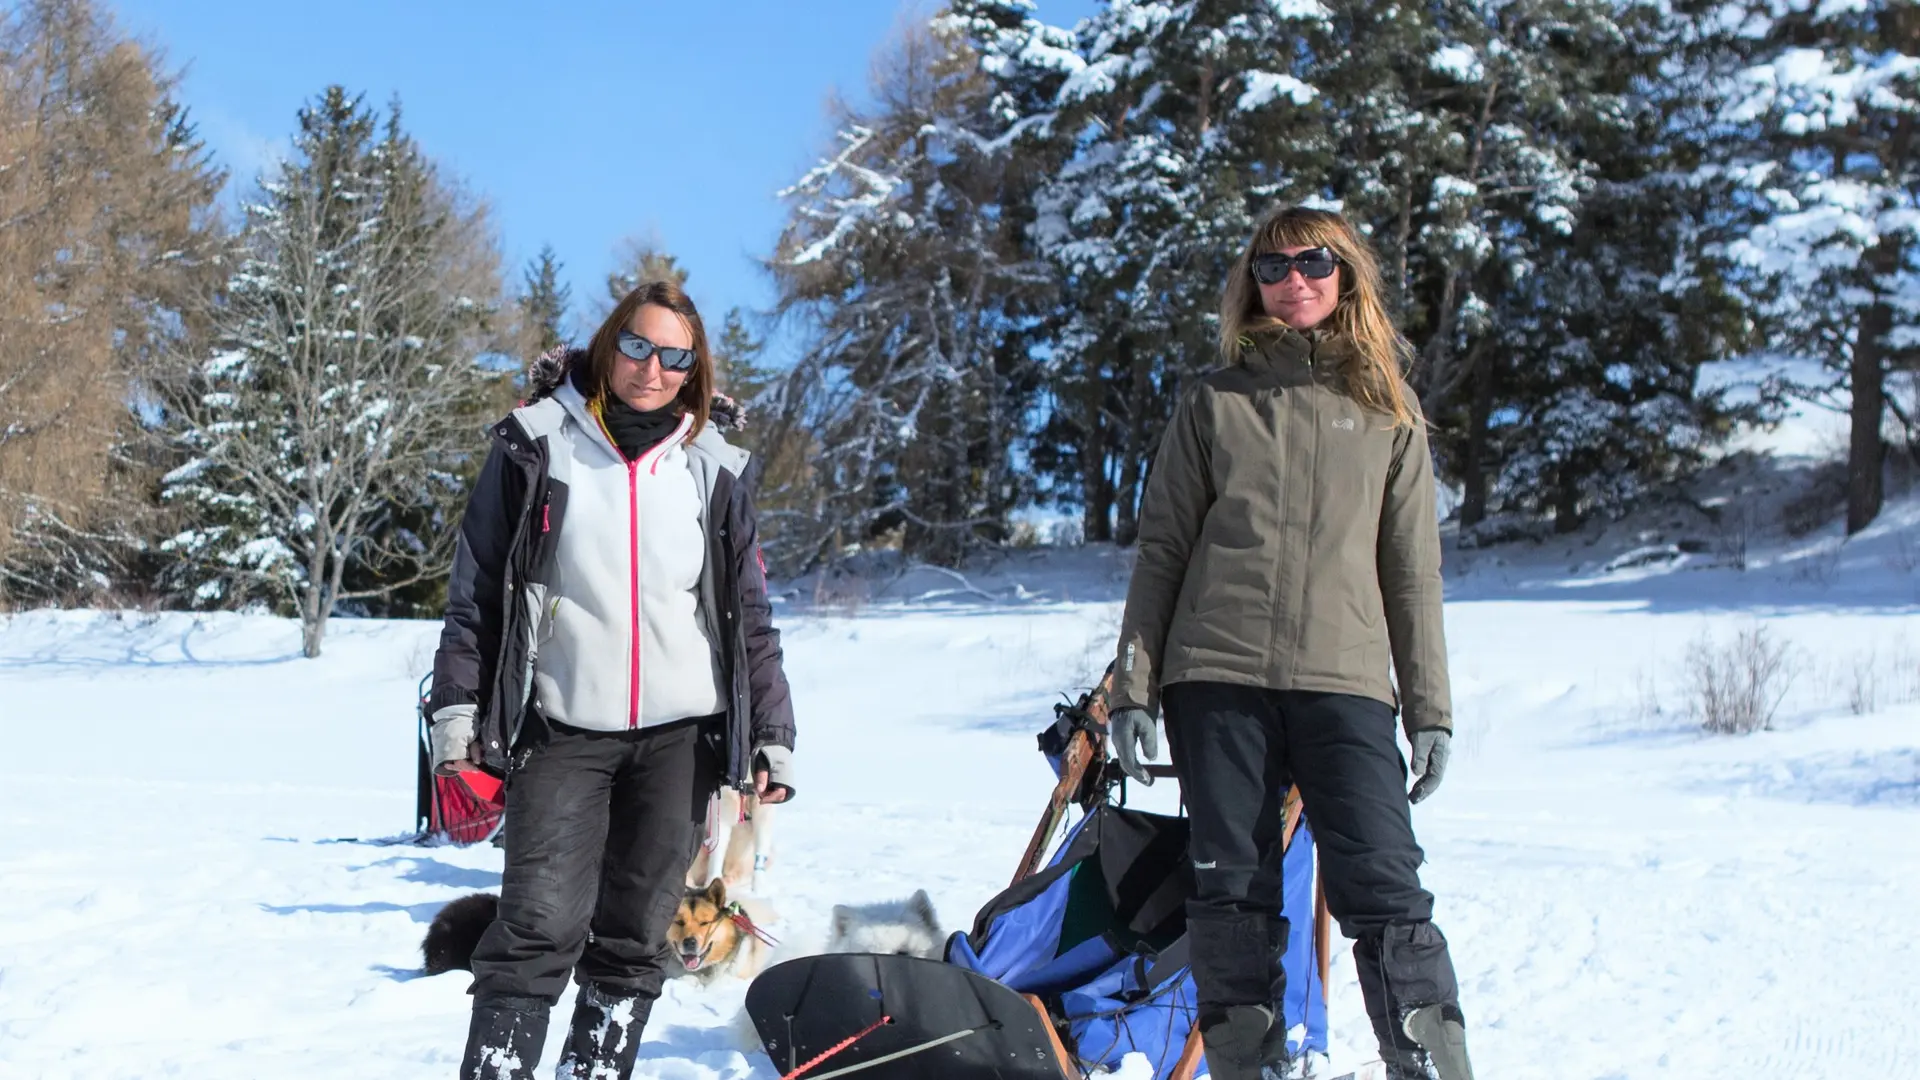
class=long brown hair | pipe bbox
[583,279,714,437]
[1219,206,1417,428]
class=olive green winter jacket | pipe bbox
[1110,329,1452,736]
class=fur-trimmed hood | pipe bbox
[524,345,748,433]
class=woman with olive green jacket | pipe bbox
[1106,206,1473,1080]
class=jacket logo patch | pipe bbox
[1331,418,1356,431]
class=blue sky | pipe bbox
[113,0,1096,358]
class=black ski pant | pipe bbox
[1163,682,1460,1057]
[469,716,717,1006]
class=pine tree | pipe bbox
[1715,0,1919,533]
[599,233,688,321]
[771,16,1048,567]
[772,0,1777,546]
[712,307,775,404]
[518,244,572,356]
[1281,0,1760,532]
[157,88,506,655]
[1472,1,1762,531]
[1013,0,1331,542]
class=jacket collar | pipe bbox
[1243,327,1351,380]
[519,343,751,434]
[553,378,624,462]
[542,368,750,477]
[686,421,750,476]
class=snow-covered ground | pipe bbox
[4,480,1918,1078]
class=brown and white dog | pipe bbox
[419,879,778,983]
[686,788,776,895]
[666,878,780,985]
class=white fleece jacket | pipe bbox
[529,381,724,731]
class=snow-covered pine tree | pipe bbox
[1020,0,1332,542]
[1298,0,1758,532]
[157,88,506,656]
[1390,0,1744,530]
[1715,0,1918,533]
[1312,0,1598,446]
[771,14,1049,567]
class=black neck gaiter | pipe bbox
[573,364,682,460]
[600,395,683,461]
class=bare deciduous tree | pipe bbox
[0,0,224,605]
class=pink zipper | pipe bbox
[621,414,692,729]
[625,458,641,728]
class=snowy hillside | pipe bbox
[3,488,1919,1078]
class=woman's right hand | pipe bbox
[430,705,481,776]
[1105,706,1161,786]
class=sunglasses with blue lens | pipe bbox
[1251,247,1340,284]
[616,330,698,373]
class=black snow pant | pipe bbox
[469,715,718,1007]
[1163,682,1461,1060]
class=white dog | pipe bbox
[688,788,777,895]
[824,889,946,959]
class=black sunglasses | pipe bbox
[616,330,698,373]
[1251,248,1340,284]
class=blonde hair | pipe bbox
[1219,206,1418,428]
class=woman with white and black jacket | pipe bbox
[426,281,796,1080]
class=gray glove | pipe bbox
[1106,707,1161,786]
[429,704,478,776]
[1407,728,1450,804]
[753,744,796,802]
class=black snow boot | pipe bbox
[1355,923,1467,1080]
[1199,1004,1291,1080]
[461,994,550,1080]
[1189,908,1296,1079]
[1383,1002,1473,1080]
[553,982,653,1080]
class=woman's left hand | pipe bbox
[754,769,790,804]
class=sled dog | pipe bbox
[420,879,779,985]
[823,889,945,959]
[667,878,780,985]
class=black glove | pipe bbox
[1407,728,1450,804]
[1106,706,1160,786]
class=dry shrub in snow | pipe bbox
[1686,625,1799,735]
[1818,635,1920,717]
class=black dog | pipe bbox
[422,891,498,975]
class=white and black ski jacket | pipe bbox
[427,348,795,793]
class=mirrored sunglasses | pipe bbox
[616,330,697,372]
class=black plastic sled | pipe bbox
[746,952,1066,1080]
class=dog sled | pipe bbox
[746,675,1332,1080]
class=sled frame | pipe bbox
[1011,673,1335,1080]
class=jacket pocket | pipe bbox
[525,481,568,586]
